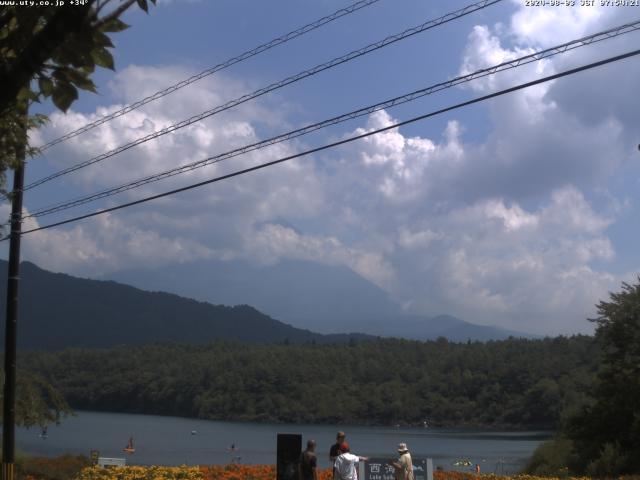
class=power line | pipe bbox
[35,0,383,152]
[22,19,640,220]
[10,48,640,240]
[21,0,504,193]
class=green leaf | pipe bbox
[38,77,54,97]
[51,82,78,112]
[81,63,96,74]
[51,45,76,67]
[136,0,148,12]
[92,31,114,48]
[90,47,115,70]
[66,69,97,93]
[100,18,129,33]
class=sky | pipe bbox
[2,0,640,336]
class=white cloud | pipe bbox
[0,205,221,276]
[460,25,548,94]
[447,14,634,206]
[398,228,442,250]
[509,0,607,48]
[541,186,612,235]
[398,189,622,334]
[245,223,396,289]
[482,199,539,232]
[351,110,435,200]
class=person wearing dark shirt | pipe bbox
[300,439,318,480]
[330,431,346,480]
[330,431,346,463]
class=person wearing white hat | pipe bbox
[391,443,414,480]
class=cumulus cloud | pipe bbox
[31,65,275,193]
[246,223,396,289]
[0,204,221,276]
[418,187,620,333]
[447,11,635,205]
[509,0,606,48]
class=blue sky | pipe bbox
[3,0,640,335]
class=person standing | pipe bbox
[330,431,346,479]
[391,443,414,480]
[334,442,369,480]
[299,439,318,480]
[330,431,346,463]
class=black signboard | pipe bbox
[276,433,302,480]
[364,458,429,480]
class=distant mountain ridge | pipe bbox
[0,260,371,350]
[109,259,536,341]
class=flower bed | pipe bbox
[75,465,203,480]
[71,464,620,480]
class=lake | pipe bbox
[16,411,550,474]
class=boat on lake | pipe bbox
[123,436,135,454]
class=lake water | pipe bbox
[16,411,549,474]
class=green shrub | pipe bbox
[523,437,577,477]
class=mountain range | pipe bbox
[0,260,369,349]
[110,259,534,341]
[0,259,534,350]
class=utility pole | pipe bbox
[2,104,27,480]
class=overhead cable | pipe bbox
[35,0,383,152]
[22,0,504,192]
[23,19,640,220]
[9,47,640,239]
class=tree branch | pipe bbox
[93,0,137,30]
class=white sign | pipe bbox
[97,457,126,467]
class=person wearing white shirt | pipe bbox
[334,442,369,480]
[391,443,414,480]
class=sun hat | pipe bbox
[397,443,409,453]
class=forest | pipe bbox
[19,335,598,429]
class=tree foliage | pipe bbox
[20,336,598,429]
[0,0,155,190]
[0,368,72,428]
[526,279,640,476]
[564,279,640,475]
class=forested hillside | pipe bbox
[0,261,370,348]
[21,336,598,429]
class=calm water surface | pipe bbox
[16,411,550,473]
